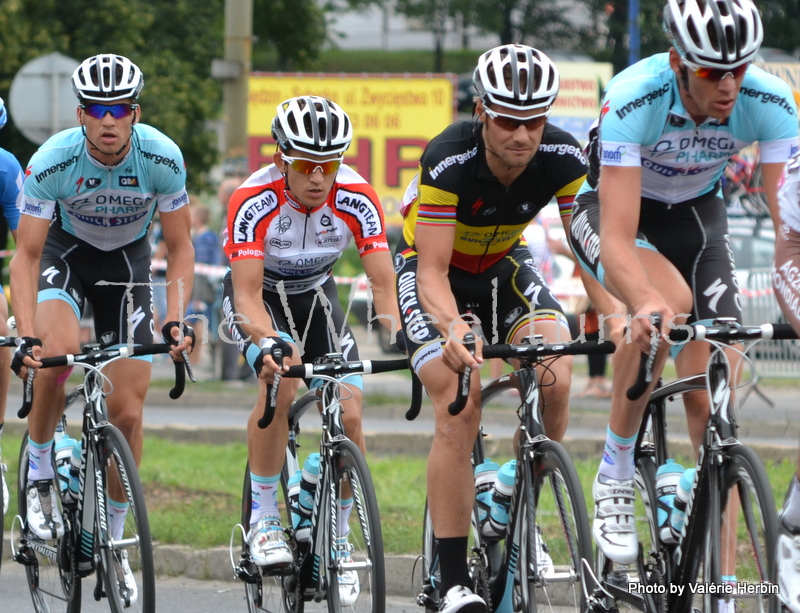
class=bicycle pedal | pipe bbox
[235,564,261,584]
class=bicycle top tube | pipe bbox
[18,342,187,419]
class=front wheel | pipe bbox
[329,438,385,613]
[16,431,82,613]
[692,444,779,613]
[520,439,592,613]
[96,426,155,613]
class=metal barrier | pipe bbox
[742,267,800,378]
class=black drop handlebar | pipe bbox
[625,316,800,401]
[17,343,188,419]
[256,356,421,429]
[444,336,618,417]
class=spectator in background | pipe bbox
[187,200,222,369]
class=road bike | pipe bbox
[0,334,17,574]
[585,317,794,613]
[414,335,615,613]
[10,342,188,613]
[232,351,421,613]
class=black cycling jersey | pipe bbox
[402,120,587,273]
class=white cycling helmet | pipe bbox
[473,44,559,115]
[664,0,763,68]
[271,96,353,156]
[72,54,144,102]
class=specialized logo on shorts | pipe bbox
[42,266,60,284]
[231,189,278,243]
[504,306,523,326]
[127,306,146,338]
[119,176,139,187]
[336,188,382,237]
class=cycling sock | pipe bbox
[108,499,130,542]
[437,536,472,595]
[783,475,800,528]
[598,426,636,482]
[28,437,55,481]
[338,498,354,537]
[249,472,281,528]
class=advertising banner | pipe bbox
[549,61,614,142]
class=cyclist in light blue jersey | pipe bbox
[568,0,799,572]
[0,96,22,520]
[9,55,195,568]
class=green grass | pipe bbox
[3,432,798,555]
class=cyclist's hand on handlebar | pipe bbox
[628,305,671,354]
[11,336,42,379]
[161,321,196,360]
[442,332,482,373]
[254,336,293,383]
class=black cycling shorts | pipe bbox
[569,190,742,324]
[222,273,362,387]
[38,225,154,349]
[395,239,568,373]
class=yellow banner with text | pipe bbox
[248,74,456,225]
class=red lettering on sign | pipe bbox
[385,138,427,187]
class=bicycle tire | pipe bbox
[690,444,779,613]
[240,461,299,613]
[1,454,5,574]
[96,425,155,613]
[328,438,385,613]
[522,439,592,613]
[420,500,440,613]
[16,432,82,613]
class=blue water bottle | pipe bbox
[670,468,696,542]
[484,460,516,539]
[54,435,76,497]
[474,459,500,531]
[655,459,684,544]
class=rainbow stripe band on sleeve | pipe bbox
[416,204,457,226]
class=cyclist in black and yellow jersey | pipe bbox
[394,44,588,613]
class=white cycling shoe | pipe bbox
[592,474,638,565]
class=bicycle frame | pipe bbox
[593,320,785,613]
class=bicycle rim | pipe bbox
[330,438,385,613]
[96,426,154,613]
[521,440,592,613]
[17,433,82,613]
[240,462,300,613]
[692,445,778,613]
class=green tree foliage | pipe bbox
[0,0,223,192]
[253,0,328,70]
[759,0,800,55]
